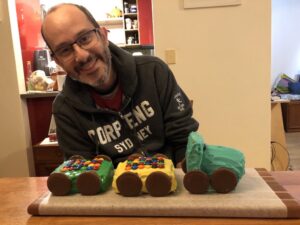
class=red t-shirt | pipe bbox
[89,85,123,111]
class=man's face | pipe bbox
[43,5,112,90]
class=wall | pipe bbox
[16,0,45,80]
[271,0,300,88]
[152,0,271,168]
[0,0,33,176]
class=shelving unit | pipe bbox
[96,0,154,48]
[96,0,139,46]
[123,0,140,45]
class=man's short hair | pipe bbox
[41,3,100,51]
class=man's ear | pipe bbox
[98,27,109,45]
[53,57,61,67]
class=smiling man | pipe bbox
[41,3,199,167]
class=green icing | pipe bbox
[51,158,114,194]
[186,132,245,180]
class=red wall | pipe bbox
[138,0,154,45]
[16,0,45,80]
[16,0,51,145]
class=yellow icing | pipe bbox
[112,158,177,194]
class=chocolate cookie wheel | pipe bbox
[146,171,172,197]
[153,153,169,159]
[47,173,72,196]
[95,154,112,161]
[76,171,101,195]
[181,158,187,174]
[210,168,238,194]
[183,170,209,194]
[127,153,144,161]
[68,155,84,160]
[116,172,142,197]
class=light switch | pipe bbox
[165,49,176,64]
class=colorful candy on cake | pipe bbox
[47,155,114,196]
[112,154,177,197]
[182,132,245,194]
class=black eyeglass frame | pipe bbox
[51,28,99,60]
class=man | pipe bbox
[41,3,199,167]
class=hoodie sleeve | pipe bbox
[154,59,199,164]
[53,96,96,160]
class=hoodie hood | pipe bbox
[59,42,138,113]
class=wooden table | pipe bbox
[1,171,300,225]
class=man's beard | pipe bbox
[73,47,112,90]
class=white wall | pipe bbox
[271,0,300,88]
[152,0,271,168]
[0,0,33,176]
[40,0,123,20]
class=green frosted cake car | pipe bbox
[182,132,245,194]
[47,155,114,196]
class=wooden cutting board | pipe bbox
[28,168,300,218]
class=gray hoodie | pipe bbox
[53,42,199,167]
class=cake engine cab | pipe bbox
[47,155,114,196]
[182,132,245,194]
[112,154,177,197]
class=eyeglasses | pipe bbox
[52,29,99,62]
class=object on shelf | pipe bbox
[133,19,138,29]
[27,70,54,91]
[33,48,51,76]
[125,18,132,29]
[124,2,129,13]
[48,115,57,142]
[106,6,123,18]
[130,4,137,13]
[50,63,67,91]
[273,73,296,94]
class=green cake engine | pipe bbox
[47,155,114,196]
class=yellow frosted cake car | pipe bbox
[112,154,177,197]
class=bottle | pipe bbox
[124,2,129,13]
[26,61,32,91]
[26,61,32,77]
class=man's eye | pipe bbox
[78,34,91,45]
[57,47,72,56]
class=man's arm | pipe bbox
[53,99,96,160]
[154,59,199,164]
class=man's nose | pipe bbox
[73,44,89,62]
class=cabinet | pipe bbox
[33,142,63,176]
[123,0,139,45]
[98,0,153,47]
[281,101,300,132]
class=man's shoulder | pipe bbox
[134,55,166,67]
[53,92,68,113]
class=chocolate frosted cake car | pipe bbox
[47,155,114,196]
[112,154,177,197]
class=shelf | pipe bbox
[125,29,138,32]
[120,44,154,49]
[20,91,59,99]
[97,18,123,26]
[124,13,137,16]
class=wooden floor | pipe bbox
[286,132,300,170]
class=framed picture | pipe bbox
[184,0,242,9]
